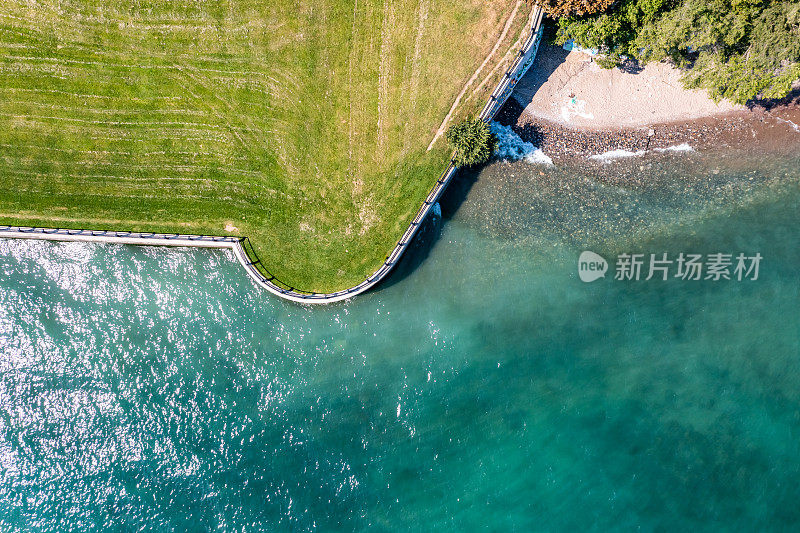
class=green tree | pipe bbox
[446,117,496,167]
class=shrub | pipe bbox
[446,117,496,167]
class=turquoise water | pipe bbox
[1,148,799,531]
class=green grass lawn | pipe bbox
[0,0,528,293]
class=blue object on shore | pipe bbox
[562,39,599,56]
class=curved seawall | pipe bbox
[0,7,544,304]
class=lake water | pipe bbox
[1,145,799,530]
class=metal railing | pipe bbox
[0,226,239,244]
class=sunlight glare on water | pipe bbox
[1,147,799,530]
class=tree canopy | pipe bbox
[539,0,615,17]
[446,118,496,167]
[554,0,800,104]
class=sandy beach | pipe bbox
[512,43,745,129]
[502,44,800,161]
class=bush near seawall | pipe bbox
[447,118,497,168]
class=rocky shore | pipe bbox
[495,93,800,163]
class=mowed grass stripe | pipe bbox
[0,162,279,180]
[0,173,281,210]
[2,100,210,118]
[0,144,253,163]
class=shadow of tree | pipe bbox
[618,57,643,75]
[747,86,800,110]
[509,47,569,114]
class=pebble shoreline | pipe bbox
[495,94,800,162]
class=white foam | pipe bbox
[490,121,553,165]
[589,143,695,163]
[774,116,800,132]
[654,143,695,153]
[589,149,647,163]
[523,149,554,165]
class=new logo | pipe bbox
[578,251,608,282]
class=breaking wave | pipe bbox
[590,143,695,163]
[589,149,647,163]
[490,122,553,165]
[654,143,695,153]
